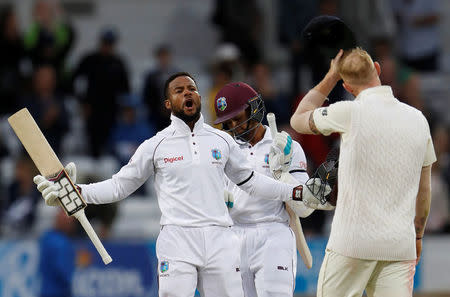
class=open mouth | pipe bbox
[184,99,193,108]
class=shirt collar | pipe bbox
[170,113,205,134]
[355,85,394,101]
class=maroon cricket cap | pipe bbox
[214,82,259,125]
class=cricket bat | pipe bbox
[8,108,112,265]
[267,112,313,269]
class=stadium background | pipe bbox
[0,0,449,296]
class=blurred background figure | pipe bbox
[141,44,178,131]
[371,36,425,112]
[392,0,441,72]
[39,209,76,297]
[72,26,130,158]
[247,61,291,126]
[1,155,40,236]
[109,94,156,166]
[0,5,26,116]
[23,0,76,90]
[211,0,263,70]
[20,64,69,155]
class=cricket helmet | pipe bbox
[214,82,265,125]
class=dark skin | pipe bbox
[164,76,201,131]
[223,109,266,146]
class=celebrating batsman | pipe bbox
[34,72,324,297]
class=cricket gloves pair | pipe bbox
[269,131,293,179]
[34,162,77,206]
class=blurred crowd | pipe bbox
[0,0,448,240]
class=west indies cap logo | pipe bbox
[264,154,269,164]
[212,149,222,160]
[216,97,227,111]
[160,260,169,273]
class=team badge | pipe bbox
[264,154,269,164]
[212,149,222,160]
[160,261,169,273]
[321,108,328,116]
[216,97,227,111]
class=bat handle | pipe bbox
[73,209,113,265]
[266,113,278,138]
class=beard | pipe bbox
[172,104,201,123]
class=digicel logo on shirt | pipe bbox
[164,156,184,163]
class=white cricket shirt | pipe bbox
[228,127,310,225]
[80,114,294,227]
[313,86,437,260]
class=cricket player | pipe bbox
[34,72,324,297]
[213,82,335,297]
[290,48,436,297]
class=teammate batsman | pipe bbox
[213,82,335,297]
[290,48,436,297]
[34,72,325,297]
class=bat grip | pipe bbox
[73,209,112,265]
[267,113,278,138]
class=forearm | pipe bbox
[239,172,293,202]
[415,188,431,238]
[415,166,432,238]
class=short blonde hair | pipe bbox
[338,48,376,85]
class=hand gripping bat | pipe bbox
[267,112,313,269]
[8,108,112,265]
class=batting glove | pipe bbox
[224,190,234,208]
[269,131,293,179]
[33,162,77,207]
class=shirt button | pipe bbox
[192,133,195,137]
[250,152,253,155]
[193,142,196,145]
[194,151,197,154]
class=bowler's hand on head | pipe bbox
[328,49,344,82]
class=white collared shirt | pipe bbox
[313,85,437,260]
[80,114,294,227]
[228,126,309,225]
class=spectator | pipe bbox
[0,6,26,115]
[278,0,318,99]
[39,209,76,297]
[72,27,130,157]
[109,94,156,166]
[372,36,424,111]
[392,0,441,72]
[141,45,178,130]
[1,155,40,236]
[211,0,263,69]
[20,64,69,154]
[248,61,291,126]
[23,0,75,87]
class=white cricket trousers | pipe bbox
[232,222,297,297]
[156,225,244,297]
[317,249,416,297]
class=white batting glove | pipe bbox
[269,131,293,179]
[302,178,335,210]
[33,162,77,207]
[224,190,234,208]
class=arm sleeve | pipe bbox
[312,101,353,136]
[423,137,437,166]
[79,138,156,204]
[223,133,294,201]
